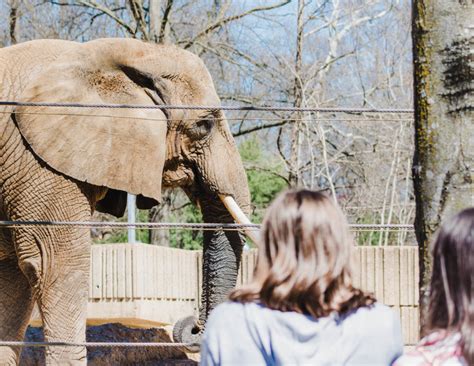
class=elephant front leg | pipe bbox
[0,258,35,365]
[37,236,90,365]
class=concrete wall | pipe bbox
[31,244,420,345]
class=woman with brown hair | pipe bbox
[395,208,473,366]
[201,189,403,365]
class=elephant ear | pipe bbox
[14,54,168,214]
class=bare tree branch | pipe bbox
[128,0,148,39]
[181,0,291,49]
[233,121,287,137]
[74,0,136,36]
[158,0,174,43]
[9,0,19,45]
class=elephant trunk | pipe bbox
[172,193,247,348]
[173,119,253,348]
[198,194,246,324]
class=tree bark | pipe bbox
[148,191,171,246]
[412,0,473,333]
[289,0,304,186]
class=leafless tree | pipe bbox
[0,0,417,246]
[412,0,473,331]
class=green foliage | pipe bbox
[353,212,410,246]
[168,203,203,250]
[239,136,288,223]
[354,213,383,246]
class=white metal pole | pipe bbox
[127,194,136,244]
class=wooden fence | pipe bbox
[32,244,419,345]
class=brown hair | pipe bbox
[230,189,375,318]
[428,207,474,364]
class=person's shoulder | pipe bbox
[209,300,247,316]
[394,331,464,366]
[206,301,247,326]
[348,302,395,319]
[344,302,399,333]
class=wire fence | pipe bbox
[0,220,414,232]
[0,102,416,351]
[0,100,413,114]
[0,341,198,349]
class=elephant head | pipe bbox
[14,39,253,344]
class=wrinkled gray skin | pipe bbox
[0,39,250,365]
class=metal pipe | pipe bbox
[127,194,136,244]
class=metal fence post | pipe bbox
[127,194,136,244]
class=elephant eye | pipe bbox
[188,119,215,139]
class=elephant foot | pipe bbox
[172,316,201,353]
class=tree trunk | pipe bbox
[412,0,473,333]
[148,191,171,246]
[289,0,304,186]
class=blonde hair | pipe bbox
[230,189,375,317]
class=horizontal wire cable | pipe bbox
[0,101,414,113]
[0,341,198,348]
[0,110,414,123]
[0,220,414,231]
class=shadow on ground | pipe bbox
[21,323,197,365]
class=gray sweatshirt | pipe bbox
[201,301,403,366]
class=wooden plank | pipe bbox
[190,250,196,299]
[400,307,410,345]
[89,248,94,298]
[114,246,118,299]
[406,247,415,305]
[399,248,409,305]
[151,246,157,298]
[366,247,376,294]
[352,247,361,289]
[183,250,190,299]
[156,246,164,299]
[146,246,154,298]
[163,247,169,298]
[412,306,420,344]
[248,250,257,283]
[197,251,203,307]
[171,248,178,299]
[414,247,419,304]
[183,250,189,299]
[244,251,251,284]
[133,245,143,298]
[105,246,114,299]
[375,247,384,302]
[125,245,133,299]
[116,245,126,299]
[177,249,184,299]
[360,247,368,291]
[383,247,400,306]
[91,246,103,299]
[237,252,243,286]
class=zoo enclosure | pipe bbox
[44,243,420,346]
[1,101,419,348]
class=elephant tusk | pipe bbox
[219,194,260,244]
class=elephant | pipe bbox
[0,38,254,365]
